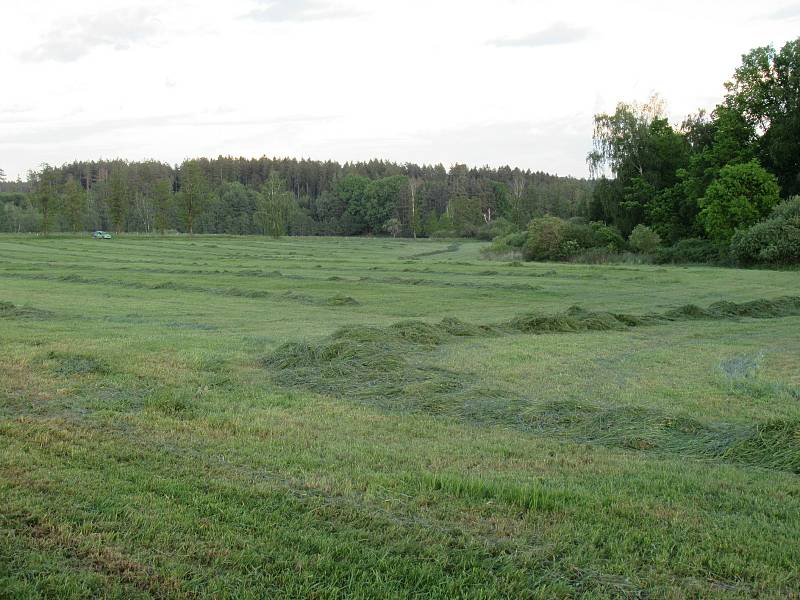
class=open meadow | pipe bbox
[1,234,799,598]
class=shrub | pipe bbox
[430,228,459,239]
[562,220,597,249]
[488,217,518,239]
[523,216,569,261]
[572,248,653,264]
[654,238,720,264]
[629,224,662,254]
[482,230,527,257]
[730,207,800,266]
[590,222,626,251]
[770,196,800,220]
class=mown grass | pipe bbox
[0,234,799,598]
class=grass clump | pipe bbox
[0,301,53,320]
[526,401,800,473]
[45,351,108,376]
[144,389,192,417]
[263,319,494,412]
[419,472,567,512]
[325,294,360,306]
[503,306,649,334]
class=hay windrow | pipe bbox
[526,401,800,473]
[263,295,800,473]
[0,301,54,320]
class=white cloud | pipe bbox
[765,3,800,20]
[20,7,162,62]
[244,0,360,22]
[490,22,590,48]
[0,0,796,180]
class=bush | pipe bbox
[521,217,626,262]
[730,201,800,266]
[698,160,781,246]
[769,196,800,220]
[628,224,661,254]
[430,228,459,239]
[590,222,626,251]
[523,216,569,261]
[562,220,597,249]
[572,248,653,264]
[654,238,720,264]
[482,230,527,258]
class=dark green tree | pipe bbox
[724,38,800,196]
[178,160,210,235]
[588,96,689,234]
[153,179,173,234]
[62,175,86,232]
[256,172,294,237]
[698,160,780,246]
[108,169,130,234]
[32,164,58,236]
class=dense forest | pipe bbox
[0,158,591,240]
[2,38,798,265]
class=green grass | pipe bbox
[0,234,799,598]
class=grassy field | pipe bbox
[1,234,799,599]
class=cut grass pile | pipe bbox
[0,300,53,320]
[264,296,800,472]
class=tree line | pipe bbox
[2,38,797,266]
[485,38,800,266]
[581,38,799,264]
[0,157,591,239]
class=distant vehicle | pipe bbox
[93,231,112,239]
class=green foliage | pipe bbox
[523,216,570,261]
[698,160,780,245]
[730,197,800,265]
[153,179,173,235]
[447,196,483,236]
[384,217,402,238]
[256,172,295,238]
[724,39,800,197]
[521,216,626,262]
[31,164,58,236]
[177,160,210,235]
[654,238,720,264]
[585,222,620,250]
[628,224,661,253]
[61,176,86,232]
[482,230,528,257]
[365,175,408,234]
[588,96,689,234]
[770,195,800,220]
[108,168,130,234]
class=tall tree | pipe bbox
[256,172,294,237]
[32,164,58,236]
[178,160,210,235]
[153,179,173,234]
[723,38,800,197]
[698,160,780,246]
[588,95,689,234]
[108,168,129,234]
[62,175,86,232]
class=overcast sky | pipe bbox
[1,0,797,181]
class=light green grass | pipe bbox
[1,234,798,598]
